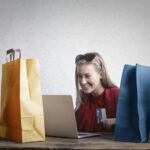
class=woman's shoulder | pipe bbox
[105,87,119,92]
[105,87,120,98]
[104,87,119,105]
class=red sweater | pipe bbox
[75,87,119,132]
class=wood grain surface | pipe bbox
[0,133,150,150]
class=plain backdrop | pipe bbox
[0,0,150,106]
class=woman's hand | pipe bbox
[102,118,116,131]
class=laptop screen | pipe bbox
[42,95,79,138]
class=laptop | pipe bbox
[42,95,101,138]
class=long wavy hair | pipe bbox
[75,52,117,110]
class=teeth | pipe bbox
[83,86,88,89]
[81,84,90,90]
[83,85,88,88]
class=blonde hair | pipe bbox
[75,52,117,110]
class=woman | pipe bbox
[75,52,119,132]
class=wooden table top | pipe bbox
[0,133,150,150]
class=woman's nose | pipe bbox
[80,77,87,84]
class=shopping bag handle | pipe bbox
[6,49,21,62]
[6,49,15,62]
[14,49,21,59]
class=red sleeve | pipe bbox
[105,87,120,118]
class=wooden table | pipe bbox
[0,133,150,150]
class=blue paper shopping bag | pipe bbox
[114,64,150,143]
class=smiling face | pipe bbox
[76,63,103,96]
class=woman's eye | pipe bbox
[85,75,91,78]
[77,74,91,79]
[78,75,82,79]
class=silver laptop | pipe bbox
[42,95,101,138]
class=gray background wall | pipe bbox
[0,0,150,106]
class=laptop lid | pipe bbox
[43,95,79,138]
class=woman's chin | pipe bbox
[82,89,92,94]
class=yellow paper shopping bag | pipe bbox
[0,49,45,142]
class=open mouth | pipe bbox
[82,85,91,91]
